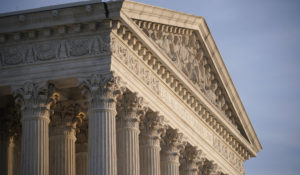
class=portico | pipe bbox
[0,1,261,175]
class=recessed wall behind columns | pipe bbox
[110,33,244,175]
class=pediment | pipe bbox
[133,19,246,136]
[116,0,261,155]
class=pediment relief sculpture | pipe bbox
[134,20,245,136]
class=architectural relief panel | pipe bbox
[134,20,244,135]
[111,35,160,95]
[0,34,111,67]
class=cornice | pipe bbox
[0,1,106,34]
[120,0,202,30]
[196,19,262,152]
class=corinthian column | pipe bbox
[49,102,85,175]
[79,73,123,175]
[180,145,201,175]
[116,91,143,175]
[140,111,164,175]
[13,81,58,175]
[160,128,185,175]
[76,118,88,175]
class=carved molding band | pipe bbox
[0,34,111,67]
[111,35,160,95]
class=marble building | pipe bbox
[0,0,262,175]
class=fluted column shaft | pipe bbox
[13,82,58,175]
[117,92,142,175]
[50,128,76,175]
[89,98,117,175]
[161,161,179,175]
[21,113,49,175]
[7,137,15,175]
[140,112,164,175]
[13,137,21,175]
[79,73,122,175]
[140,135,161,175]
[76,118,88,175]
[160,128,184,175]
[76,143,88,175]
[180,145,200,175]
[161,150,180,175]
[117,126,140,175]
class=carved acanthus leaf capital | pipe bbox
[117,90,143,114]
[76,117,88,144]
[79,72,124,100]
[13,81,59,120]
[180,144,201,164]
[198,159,219,175]
[140,110,164,146]
[161,128,185,153]
[50,101,86,131]
[140,111,164,134]
[116,91,144,129]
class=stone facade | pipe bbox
[0,1,261,175]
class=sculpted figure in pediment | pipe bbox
[143,28,227,110]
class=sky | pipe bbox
[1,0,300,175]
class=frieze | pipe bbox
[159,84,243,173]
[0,34,111,67]
[111,35,160,95]
[213,136,244,173]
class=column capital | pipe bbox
[161,128,185,162]
[13,81,59,122]
[116,90,143,129]
[140,111,164,146]
[180,144,201,173]
[198,159,220,175]
[79,72,125,101]
[117,90,144,114]
[76,117,88,153]
[50,101,86,136]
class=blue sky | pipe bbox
[1,0,300,174]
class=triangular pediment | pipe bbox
[134,19,246,134]
[133,18,249,138]
[116,0,261,155]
